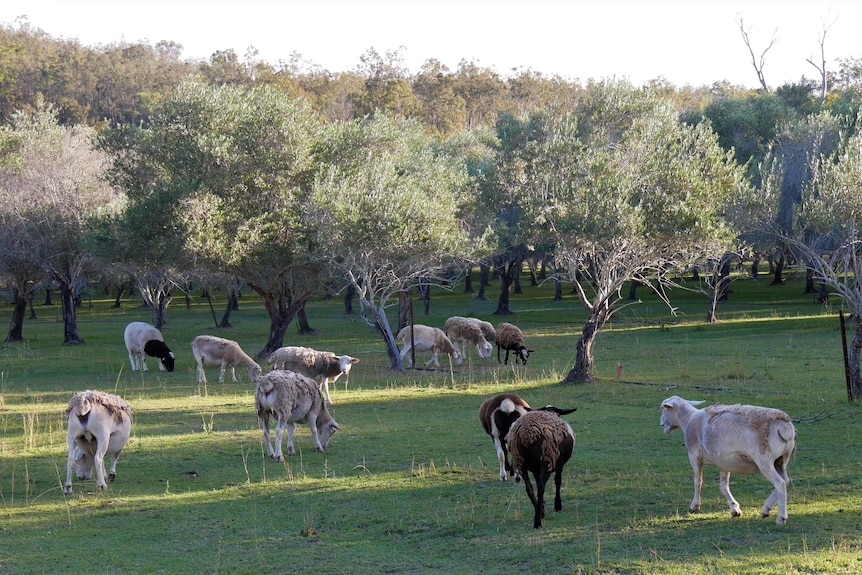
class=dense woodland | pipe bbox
[1,19,862,390]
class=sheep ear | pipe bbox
[350,358,359,364]
[74,449,85,461]
[689,400,705,406]
[540,406,577,415]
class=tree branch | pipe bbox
[737,16,778,91]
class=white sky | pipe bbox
[1,0,860,89]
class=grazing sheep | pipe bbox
[63,390,132,494]
[266,346,359,404]
[444,316,493,359]
[660,395,797,525]
[495,322,533,365]
[473,318,496,344]
[254,370,341,461]
[506,409,576,528]
[396,324,463,368]
[124,321,175,372]
[191,335,261,384]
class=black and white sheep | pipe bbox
[191,335,262,384]
[444,316,493,360]
[63,390,132,494]
[396,324,463,368]
[124,321,175,372]
[254,370,341,461]
[506,408,576,528]
[266,346,359,404]
[495,322,533,365]
[479,393,577,482]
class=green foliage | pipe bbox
[0,274,859,574]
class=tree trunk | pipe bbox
[43,287,53,306]
[58,281,84,345]
[563,307,609,383]
[112,283,126,308]
[253,286,311,360]
[397,291,411,333]
[344,283,355,314]
[494,251,524,315]
[219,290,238,327]
[851,323,862,400]
[296,302,316,335]
[5,287,27,343]
[476,262,490,300]
[803,268,816,294]
[463,267,474,294]
[771,251,785,285]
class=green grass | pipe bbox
[1,273,860,574]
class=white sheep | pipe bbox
[396,324,463,368]
[661,395,797,525]
[266,346,358,404]
[506,408,576,528]
[124,321,175,372]
[255,369,341,461]
[495,322,533,365]
[63,390,132,494]
[444,316,493,359]
[191,335,261,384]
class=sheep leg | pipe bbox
[92,436,109,491]
[424,349,440,367]
[320,379,333,405]
[196,361,208,384]
[285,422,297,456]
[259,412,277,459]
[307,412,324,452]
[526,469,545,528]
[63,438,77,494]
[493,436,508,481]
[128,352,139,371]
[274,416,289,462]
[757,458,790,525]
[399,344,413,368]
[107,452,121,482]
[719,470,742,518]
[141,355,149,372]
[688,453,703,513]
[553,467,564,513]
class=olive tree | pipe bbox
[774,124,862,397]
[0,101,118,344]
[523,81,748,383]
[311,113,470,370]
[99,79,323,356]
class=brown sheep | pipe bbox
[507,409,576,528]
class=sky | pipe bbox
[1,0,860,89]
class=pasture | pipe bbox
[0,272,860,574]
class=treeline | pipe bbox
[5,18,858,144]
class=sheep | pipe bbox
[396,324,463,368]
[473,318,496,344]
[124,321,175,372]
[506,409,576,528]
[495,322,533,365]
[660,395,797,525]
[266,346,359,404]
[63,390,132,494]
[254,370,341,461]
[444,316,493,360]
[191,335,261,384]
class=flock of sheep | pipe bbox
[62,318,798,530]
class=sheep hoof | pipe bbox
[97,484,108,492]
[275,455,285,463]
[776,516,787,526]
[108,473,117,482]
[315,446,324,453]
[63,485,72,495]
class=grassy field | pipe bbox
[0,271,860,574]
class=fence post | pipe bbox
[840,311,853,401]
